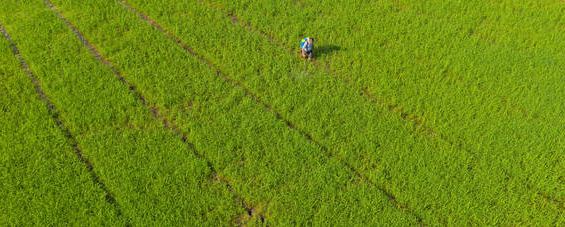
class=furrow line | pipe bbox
[119,1,424,224]
[203,1,437,138]
[220,7,565,213]
[0,23,126,220]
[213,2,548,133]
[44,0,260,222]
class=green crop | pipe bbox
[0,0,563,225]
[0,26,122,226]
[43,0,420,224]
[0,2,240,225]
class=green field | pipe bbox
[0,0,563,225]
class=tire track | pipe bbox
[43,1,262,224]
[197,1,565,211]
[118,0,424,224]
[0,23,127,221]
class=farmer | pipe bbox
[300,37,314,59]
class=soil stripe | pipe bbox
[119,0,424,224]
[43,0,262,223]
[0,23,126,221]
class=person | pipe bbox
[300,37,314,59]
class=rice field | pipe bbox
[1,0,563,225]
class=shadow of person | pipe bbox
[315,44,342,58]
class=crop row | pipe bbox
[46,0,420,223]
[118,0,422,222]
[117,0,562,224]
[3,0,561,224]
[205,0,565,203]
[0,3,242,225]
[0,24,121,225]
[200,0,564,211]
[45,0,418,222]
[41,0,419,225]
[1,23,124,216]
[44,1,257,221]
[198,0,564,211]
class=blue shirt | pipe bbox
[301,38,313,52]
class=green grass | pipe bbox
[1,0,563,225]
